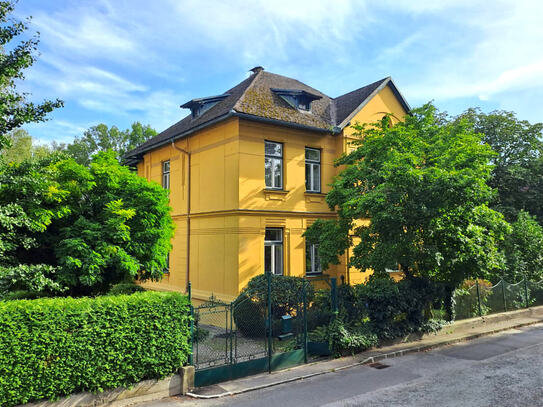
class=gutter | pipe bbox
[170,139,192,292]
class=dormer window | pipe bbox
[181,93,230,119]
[271,88,321,112]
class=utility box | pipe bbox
[278,314,293,340]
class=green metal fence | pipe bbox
[454,278,543,320]
[191,273,310,387]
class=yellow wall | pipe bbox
[138,84,408,302]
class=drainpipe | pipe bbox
[171,139,191,292]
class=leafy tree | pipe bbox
[305,104,510,316]
[0,128,51,163]
[0,0,62,150]
[53,122,157,166]
[0,151,174,296]
[458,108,543,223]
[502,211,543,282]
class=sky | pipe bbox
[13,0,543,145]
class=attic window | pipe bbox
[180,93,230,119]
[271,88,321,112]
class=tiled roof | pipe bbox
[124,69,409,162]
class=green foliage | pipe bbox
[503,211,543,282]
[233,274,315,337]
[305,103,510,290]
[0,129,52,163]
[0,291,191,407]
[53,122,157,166]
[309,318,377,357]
[354,275,439,339]
[107,282,146,295]
[0,264,66,299]
[453,279,493,319]
[458,108,543,223]
[0,151,174,296]
[0,1,63,150]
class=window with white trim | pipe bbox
[305,147,320,192]
[306,242,321,275]
[264,228,283,275]
[162,160,170,189]
[265,141,283,189]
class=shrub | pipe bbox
[108,282,146,295]
[233,274,315,337]
[454,279,492,319]
[355,274,440,339]
[0,291,191,407]
[309,318,377,357]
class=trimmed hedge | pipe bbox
[0,291,191,407]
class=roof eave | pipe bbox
[123,110,340,164]
[234,111,338,134]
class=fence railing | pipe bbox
[454,278,543,320]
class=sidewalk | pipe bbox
[188,305,543,398]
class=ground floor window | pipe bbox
[264,228,283,275]
[306,242,321,275]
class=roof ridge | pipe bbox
[332,77,390,100]
[232,69,263,112]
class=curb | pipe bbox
[187,317,542,399]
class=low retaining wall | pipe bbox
[18,366,194,407]
[436,305,543,336]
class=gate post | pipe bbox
[331,277,338,315]
[524,277,529,308]
[230,302,234,364]
[501,279,507,312]
[267,272,273,373]
[475,279,482,317]
[188,282,194,366]
[303,279,308,364]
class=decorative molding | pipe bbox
[263,189,289,201]
[304,192,326,204]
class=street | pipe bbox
[143,323,543,407]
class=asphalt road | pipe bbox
[144,324,543,407]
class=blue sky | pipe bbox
[15,0,543,144]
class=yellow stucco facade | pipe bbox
[138,84,407,302]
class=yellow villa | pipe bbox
[124,67,409,303]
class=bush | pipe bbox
[233,274,315,338]
[0,291,191,407]
[108,282,146,295]
[454,279,492,319]
[354,274,439,339]
[309,318,377,357]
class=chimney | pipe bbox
[250,66,264,74]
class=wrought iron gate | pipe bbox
[191,275,309,387]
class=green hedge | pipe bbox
[0,291,191,407]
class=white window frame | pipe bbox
[305,147,321,193]
[265,141,283,190]
[306,242,322,275]
[162,160,170,189]
[264,228,283,275]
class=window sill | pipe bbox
[304,192,326,203]
[264,189,289,201]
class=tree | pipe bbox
[502,211,543,282]
[305,104,510,315]
[0,151,174,297]
[0,0,62,150]
[0,128,51,163]
[54,122,157,166]
[457,109,543,223]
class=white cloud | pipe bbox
[18,0,543,144]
